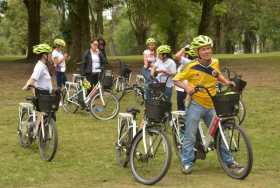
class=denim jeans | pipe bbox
[164,87,173,102]
[142,67,152,100]
[181,100,234,166]
[56,71,67,88]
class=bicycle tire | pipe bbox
[38,116,58,161]
[238,99,246,125]
[172,121,183,161]
[216,121,253,179]
[18,108,33,148]
[116,119,133,167]
[112,78,125,101]
[90,91,120,120]
[62,87,79,113]
[129,127,172,185]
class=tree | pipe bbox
[23,0,41,60]
[125,0,152,52]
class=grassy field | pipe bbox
[0,54,280,188]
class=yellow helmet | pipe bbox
[146,37,156,45]
[156,45,171,54]
[54,38,66,47]
[191,35,213,49]
[33,43,52,54]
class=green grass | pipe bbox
[0,55,280,187]
[0,55,25,62]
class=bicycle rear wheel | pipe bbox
[18,109,33,147]
[129,127,172,185]
[62,87,79,113]
[38,116,58,161]
[112,78,125,101]
[116,119,133,167]
[90,91,120,120]
[216,120,253,179]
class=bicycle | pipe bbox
[62,71,120,120]
[115,107,141,167]
[172,85,253,179]
[219,67,247,125]
[17,86,59,161]
[128,80,172,185]
[111,60,132,100]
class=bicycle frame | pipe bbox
[117,113,137,146]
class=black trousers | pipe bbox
[86,73,99,87]
[176,90,187,111]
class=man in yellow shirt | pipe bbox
[173,35,238,174]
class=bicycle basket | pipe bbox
[37,94,60,112]
[102,75,113,89]
[145,99,172,122]
[213,92,240,117]
[120,65,131,79]
[149,82,166,97]
[231,77,247,93]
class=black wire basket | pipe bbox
[145,99,172,123]
[213,92,240,117]
[37,94,60,112]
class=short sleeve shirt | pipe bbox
[31,60,52,92]
[52,49,66,72]
[154,58,177,88]
[175,56,192,91]
[173,58,221,108]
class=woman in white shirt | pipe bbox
[81,38,107,87]
[52,38,69,89]
[22,43,53,95]
[151,45,176,101]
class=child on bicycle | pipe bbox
[142,37,157,99]
[175,45,197,110]
[150,45,176,101]
[173,35,240,174]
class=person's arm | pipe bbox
[22,78,36,90]
[175,48,185,62]
[217,74,235,86]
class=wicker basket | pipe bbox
[145,99,172,122]
[213,92,240,117]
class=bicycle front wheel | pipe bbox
[238,99,246,125]
[90,91,120,120]
[216,121,253,179]
[129,127,172,185]
[116,119,133,167]
[38,116,58,161]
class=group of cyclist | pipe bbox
[21,34,243,175]
[142,35,241,174]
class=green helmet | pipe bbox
[33,43,52,54]
[146,37,156,45]
[191,35,213,49]
[186,48,197,57]
[54,38,66,47]
[156,45,171,54]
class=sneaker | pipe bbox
[59,101,63,107]
[228,161,244,173]
[181,164,192,174]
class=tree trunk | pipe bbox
[68,0,90,66]
[23,0,41,60]
[198,0,216,35]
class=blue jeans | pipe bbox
[56,71,67,88]
[181,100,234,166]
[164,87,173,102]
[142,67,152,100]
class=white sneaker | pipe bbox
[181,164,192,174]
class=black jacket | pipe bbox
[81,49,107,75]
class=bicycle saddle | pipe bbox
[126,107,140,115]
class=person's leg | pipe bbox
[56,71,63,88]
[203,109,234,165]
[91,73,99,86]
[181,101,204,168]
[142,68,151,100]
[164,87,173,101]
[62,72,67,87]
[177,90,186,111]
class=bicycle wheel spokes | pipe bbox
[18,110,33,147]
[90,91,119,120]
[39,118,58,161]
[238,99,246,125]
[216,123,253,179]
[130,128,171,185]
[116,120,132,167]
[62,88,79,113]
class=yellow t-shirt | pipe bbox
[173,58,221,109]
